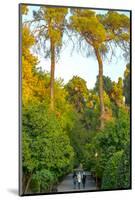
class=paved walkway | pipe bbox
[57,172,97,192]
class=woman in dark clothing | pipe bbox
[72,171,77,189]
[82,172,86,189]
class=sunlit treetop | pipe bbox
[32,7,68,58]
[22,25,37,66]
[21,5,28,15]
[70,9,106,48]
[70,9,130,54]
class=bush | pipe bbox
[101,150,123,189]
[84,107,130,185]
[116,143,131,189]
[30,169,56,193]
[101,142,130,190]
[22,101,74,193]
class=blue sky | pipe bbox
[23,5,130,89]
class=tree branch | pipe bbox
[23,18,45,24]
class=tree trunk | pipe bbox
[24,173,32,194]
[95,48,105,129]
[22,174,26,194]
[50,39,55,110]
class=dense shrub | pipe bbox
[22,102,74,193]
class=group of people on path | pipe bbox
[72,171,86,189]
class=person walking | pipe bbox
[82,171,86,189]
[72,171,77,189]
[77,172,81,189]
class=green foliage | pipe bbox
[33,7,68,58]
[101,150,124,189]
[110,78,124,107]
[84,107,130,180]
[70,9,106,48]
[69,116,91,165]
[116,143,131,189]
[43,8,67,45]
[94,75,113,95]
[81,107,100,130]
[102,11,130,37]
[65,76,89,112]
[30,169,56,193]
[22,102,74,193]
[102,142,130,189]
[101,11,130,57]
[70,9,130,53]
[123,63,130,106]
